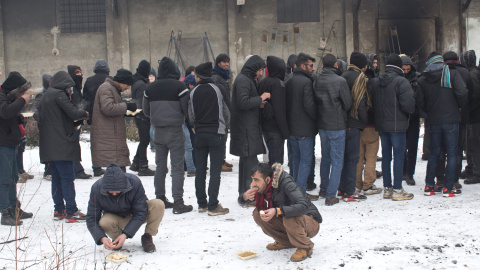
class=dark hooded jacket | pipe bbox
[238,164,322,223]
[38,71,87,163]
[230,55,266,157]
[366,53,379,76]
[341,68,369,129]
[87,164,148,245]
[67,65,83,107]
[0,82,28,148]
[143,57,189,130]
[83,59,110,125]
[417,63,468,125]
[444,61,473,123]
[130,73,149,120]
[314,67,352,130]
[257,56,289,139]
[460,50,480,123]
[32,74,53,122]
[369,66,415,132]
[401,56,421,118]
[285,67,317,137]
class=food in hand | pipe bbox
[260,210,265,215]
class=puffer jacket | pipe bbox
[285,68,317,137]
[445,61,473,124]
[341,68,368,129]
[369,66,415,132]
[238,164,322,223]
[230,55,266,157]
[86,168,148,245]
[314,67,352,130]
[417,64,468,125]
[91,78,130,167]
[143,57,189,129]
[39,71,87,162]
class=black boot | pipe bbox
[11,200,33,219]
[130,158,139,172]
[138,161,155,176]
[173,199,193,214]
[156,196,174,208]
[405,174,416,186]
[1,207,23,226]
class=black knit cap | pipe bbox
[137,60,151,78]
[113,69,134,85]
[387,54,403,68]
[1,71,31,100]
[195,62,213,79]
[350,52,368,68]
[101,163,129,193]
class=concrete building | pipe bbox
[0,0,478,88]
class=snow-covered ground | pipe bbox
[1,130,479,270]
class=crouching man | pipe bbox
[239,163,322,262]
[86,163,165,253]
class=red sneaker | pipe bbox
[65,211,87,223]
[424,186,436,196]
[53,210,66,221]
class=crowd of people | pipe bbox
[0,47,479,262]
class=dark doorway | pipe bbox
[378,18,436,72]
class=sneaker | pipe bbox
[129,161,139,172]
[442,187,462,197]
[198,206,207,213]
[405,174,416,186]
[307,193,319,201]
[75,171,92,179]
[157,196,174,209]
[337,191,345,198]
[318,189,327,198]
[364,185,383,195]
[325,197,339,206]
[459,170,472,180]
[173,199,193,214]
[376,170,382,179]
[221,164,232,172]
[224,161,233,168]
[43,174,52,181]
[53,210,66,221]
[383,187,393,199]
[464,175,480,185]
[187,171,196,177]
[65,212,86,223]
[424,186,436,196]
[266,242,294,250]
[306,182,317,191]
[290,248,313,262]
[343,192,367,202]
[392,189,414,201]
[208,204,229,216]
[141,233,156,253]
[93,169,105,177]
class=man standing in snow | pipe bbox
[87,163,165,253]
[239,163,322,262]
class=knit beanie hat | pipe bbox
[137,60,151,78]
[101,163,129,193]
[184,74,197,86]
[113,69,134,85]
[1,72,31,100]
[149,68,157,79]
[350,52,368,68]
[386,54,403,68]
[195,62,213,79]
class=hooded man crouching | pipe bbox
[86,163,165,253]
[238,163,322,262]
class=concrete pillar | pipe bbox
[228,2,253,77]
[345,1,354,59]
[105,0,130,72]
[0,1,5,82]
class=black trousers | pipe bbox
[133,117,151,163]
[238,155,258,195]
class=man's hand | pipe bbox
[101,237,115,250]
[260,92,270,102]
[19,92,30,104]
[242,188,257,201]
[260,101,267,108]
[113,233,127,249]
[260,208,276,222]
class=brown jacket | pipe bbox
[90,78,130,167]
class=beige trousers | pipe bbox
[99,199,165,239]
[356,127,380,190]
[253,209,320,250]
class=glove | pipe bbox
[126,102,137,112]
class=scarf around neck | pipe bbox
[348,64,371,119]
[426,55,452,88]
[255,180,274,210]
[214,65,230,80]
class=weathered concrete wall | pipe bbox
[466,0,480,54]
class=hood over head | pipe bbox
[266,56,286,80]
[49,71,75,90]
[460,50,477,69]
[100,163,132,195]
[365,53,379,73]
[136,60,151,78]
[67,65,83,89]
[241,55,266,79]
[42,74,53,90]
[93,59,110,74]
[157,57,180,80]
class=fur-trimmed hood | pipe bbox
[1,72,31,100]
[271,163,284,188]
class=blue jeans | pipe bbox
[319,129,346,199]
[0,146,18,210]
[379,132,406,189]
[425,123,459,189]
[183,123,195,172]
[288,136,314,192]
[50,161,78,215]
[339,128,360,195]
[263,132,285,165]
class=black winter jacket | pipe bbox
[0,89,25,147]
[285,68,317,137]
[38,71,87,163]
[86,173,148,245]
[258,56,290,139]
[314,67,352,130]
[446,62,473,124]
[369,66,415,132]
[230,55,266,157]
[341,69,368,129]
[417,65,468,125]
[83,71,109,125]
[468,67,480,124]
[131,73,149,120]
[238,164,322,223]
[212,69,231,102]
